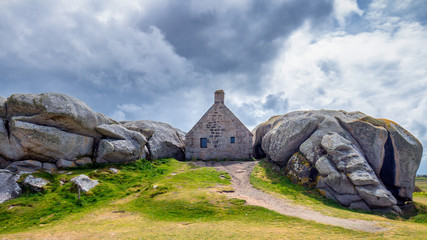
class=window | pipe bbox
[230,137,235,144]
[200,138,207,148]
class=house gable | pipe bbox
[185,90,253,160]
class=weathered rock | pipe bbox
[322,172,356,195]
[0,96,6,118]
[255,110,421,213]
[315,156,337,176]
[0,170,21,204]
[76,157,92,166]
[42,162,57,172]
[71,174,98,192]
[23,175,49,192]
[339,118,388,175]
[361,117,423,201]
[6,93,116,138]
[0,156,10,169]
[284,152,317,188]
[349,201,371,211]
[321,133,397,209]
[0,120,26,160]
[95,124,147,163]
[121,120,185,160]
[356,185,397,208]
[261,112,321,165]
[96,139,142,163]
[109,168,119,174]
[96,124,146,144]
[56,159,76,168]
[252,115,285,159]
[6,160,42,173]
[11,120,94,161]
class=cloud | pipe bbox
[0,0,426,173]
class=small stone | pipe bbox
[71,174,99,192]
[109,168,119,174]
[23,175,49,192]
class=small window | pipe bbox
[230,137,235,144]
[200,138,207,148]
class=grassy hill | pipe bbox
[0,159,426,239]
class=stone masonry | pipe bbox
[185,90,253,160]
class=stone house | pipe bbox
[185,90,253,160]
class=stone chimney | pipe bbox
[214,90,225,104]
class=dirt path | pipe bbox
[193,161,389,233]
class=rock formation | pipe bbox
[0,93,185,172]
[253,110,423,213]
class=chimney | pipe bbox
[214,90,225,104]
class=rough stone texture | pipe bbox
[252,115,285,159]
[0,170,21,204]
[254,110,422,214]
[6,93,116,138]
[0,92,186,168]
[76,157,92,166]
[56,159,77,168]
[262,112,321,166]
[95,124,147,163]
[123,120,185,160]
[6,160,42,173]
[340,119,388,176]
[0,96,6,118]
[0,120,26,160]
[185,90,252,160]
[284,152,317,188]
[96,139,142,163]
[11,120,94,161]
[23,175,49,192]
[71,174,99,193]
[360,117,423,201]
[96,124,146,144]
[42,162,57,172]
[0,156,9,169]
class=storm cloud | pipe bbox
[0,0,426,174]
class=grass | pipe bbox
[1,159,427,239]
[416,177,427,192]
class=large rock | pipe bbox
[11,120,94,161]
[0,170,22,204]
[0,156,9,169]
[0,96,6,118]
[261,111,321,166]
[96,139,142,163]
[0,120,26,160]
[284,152,317,188]
[95,124,147,163]
[71,174,98,193]
[121,120,185,160]
[6,160,42,173]
[6,93,116,138]
[359,117,423,201]
[254,110,423,213]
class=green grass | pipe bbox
[1,159,427,239]
[416,177,427,192]
[0,159,177,234]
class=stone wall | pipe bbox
[185,91,253,160]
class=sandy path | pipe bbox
[193,161,388,233]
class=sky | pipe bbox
[0,0,427,174]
